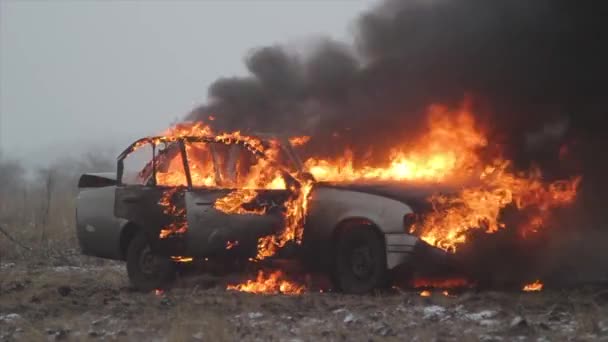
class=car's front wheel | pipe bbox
[333,225,388,294]
[126,230,175,291]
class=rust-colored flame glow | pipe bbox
[256,181,313,260]
[412,164,580,252]
[214,190,266,215]
[289,135,311,147]
[226,270,305,295]
[145,122,291,243]
[419,290,431,297]
[171,256,193,263]
[226,240,239,250]
[413,277,472,289]
[523,280,543,292]
[213,189,266,215]
[158,188,187,239]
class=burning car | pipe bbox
[76,105,581,295]
[75,128,447,294]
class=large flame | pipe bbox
[226,270,306,295]
[305,104,486,182]
[129,100,580,295]
[302,104,580,252]
[256,180,313,260]
[412,163,580,251]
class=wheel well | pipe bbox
[119,222,141,260]
[331,218,385,250]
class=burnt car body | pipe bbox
[76,134,446,293]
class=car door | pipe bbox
[114,139,189,256]
[183,140,291,258]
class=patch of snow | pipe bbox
[0,313,21,323]
[466,310,497,321]
[0,263,15,270]
[300,317,323,326]
[247,312,264,319]
[479,319,500,327]
[52,266,86,273]
[344,313,356,324]
[422,305,446,320]
[510,316,526,328]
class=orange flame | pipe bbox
[289,135,311,147]
[523,280,543,292]
[226,240,239,250]
[226,270,305,295]
[412,164,580,251]
[413,277,472,289]
[305,105,486,182]
[256,181,313,260]
[419,290,431,297]
[171,256,193,263]
[302,104,580,252]
[158,187,188,239]
[214,190,266,215]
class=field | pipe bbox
[2,257,608,342]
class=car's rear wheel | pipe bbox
[332,225,387,294]
[126,231,175,291]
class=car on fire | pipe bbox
[76,132,446,294]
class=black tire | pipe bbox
[126,230,175,292]
[332,226,387,294]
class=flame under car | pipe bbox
[75,134,448,294]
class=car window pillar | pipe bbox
[178,139,193,190]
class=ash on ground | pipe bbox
[2,263,608,341]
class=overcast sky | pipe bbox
[0,0,375,166]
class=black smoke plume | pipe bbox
[187,0,608,283]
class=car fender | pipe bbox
[304,186,419,269]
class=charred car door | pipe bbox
[114,139,189,256]
[183,141,292,258]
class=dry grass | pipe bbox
[2,263,608,341]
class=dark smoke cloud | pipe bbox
[190,0,607,159]
[187,0,608,282]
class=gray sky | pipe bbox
[0,0,375,166]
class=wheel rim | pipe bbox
[350,245,374,279]
[139,245,160,275]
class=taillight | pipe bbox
[403,212,416,233]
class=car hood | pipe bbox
[315,181,459,212]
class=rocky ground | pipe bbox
[2,261,608,342]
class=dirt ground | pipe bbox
[2,260,608,342]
